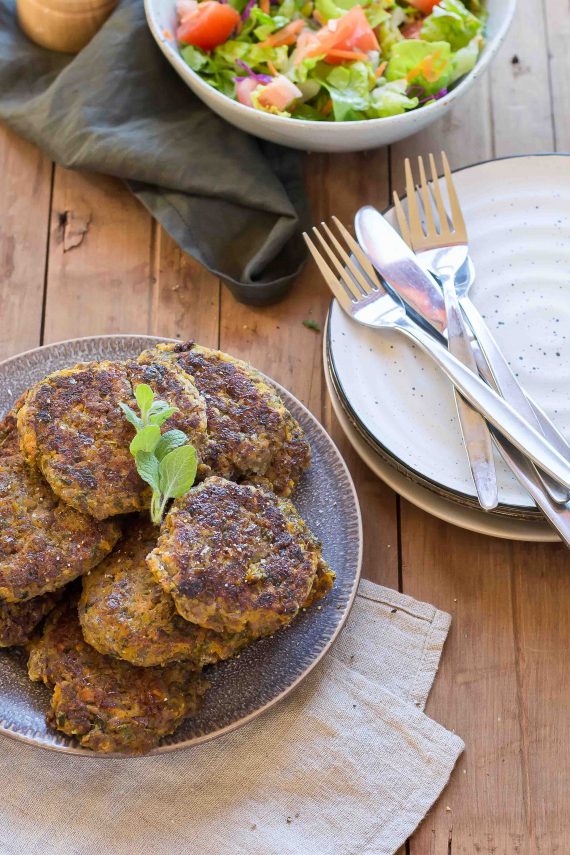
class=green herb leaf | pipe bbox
[148,404,179,427]
[135,384,154,420]
[158,445,197,501]
[134,451,160,493]
[118,401,143,430]
[129,424,161,455]
[303,319,321,332]
[154,429,189,462]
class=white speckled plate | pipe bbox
[324,336,558,542]
[328,155,570,516]
[0,336,362,756]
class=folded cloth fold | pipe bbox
[0,0,309,305]
[0,580,463,855]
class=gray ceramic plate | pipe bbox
[0,336,362,756]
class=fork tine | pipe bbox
[428,152,453,241]
[417,156,437,236]
[331,216,380,288]
[441,150,467,240]
[425,179,451,232]
[393,191,412,247]
[303,232,355,313]
[404,158,425,241]
[311,226,363,300]
[320,221,374,297]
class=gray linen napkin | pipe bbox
[0,580,463,855]
[0,0,309,306]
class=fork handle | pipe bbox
[460,296,570,504]
[393,315,570,490]
[466,329,570,547]
[440,272,498,510]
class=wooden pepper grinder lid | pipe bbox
[17,0,118,53]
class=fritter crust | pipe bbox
[79,516,252,668]
[138,341,311,497]
[28,599,208,755]
[148,477,332,635]
[17,359,207,520]
[0,414,121,602]
[0,590,61,647]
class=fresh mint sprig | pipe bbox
[120,383,197,525]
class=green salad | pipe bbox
[175,0,485,121]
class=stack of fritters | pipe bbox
[0,408,120,646]
[1,341,333,754]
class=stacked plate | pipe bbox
[324,155,570,542]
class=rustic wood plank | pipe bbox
[43,166,221,348]
[400,0,566,848]
[403,506,529,853]
[0,126,52,361]
[509,543,570,850]
[43,167,155,343]
[219,151,399,589]
[391,78,493,183]
[544,0,570,150]
[391,73,528,853]
[489,0,554,155]
[149,227,220,348]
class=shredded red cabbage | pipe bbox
[242,0,256,20]
[407,85,448,105]
[234,60,273,83]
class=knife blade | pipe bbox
[355,205,448,335]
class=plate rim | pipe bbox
[327,153,570,516]
[323,321,559,543]
[0,334,363,757]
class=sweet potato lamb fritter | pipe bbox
[0,591,61,648]
[79,516,252,668]
[0,411,120,602]
[148,477,334,636]
[28,599,208,754]
[17,358,207,520]
[138,342,311,496]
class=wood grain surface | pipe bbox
[1,0,568,848]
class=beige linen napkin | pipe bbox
[0,580,463,855]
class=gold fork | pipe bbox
[393,152,498,511]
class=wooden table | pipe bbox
[1,0,569,848]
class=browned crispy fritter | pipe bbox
[17,358,207,520]
[0,413,121,603]
[0,590,61,647]
[138,341,311,497]
[79,516,252,667]
[28,599,208,754]
[148,477,333,635]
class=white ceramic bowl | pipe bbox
[145,0,515,152]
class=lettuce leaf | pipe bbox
[448,36,482,83]
[180,45,210,72]
[317,61,375,121]
[377,12,404,58]
[213,40,289,73]
[366,79,419,117]
[386,40,452,94]
[421,0,482,51]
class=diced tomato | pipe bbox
[236,77,260,106]
[293,5,379,65]
[257,75,303,110]
[177,1,240,51]
[401,19,424,39]
[407,0,439,14]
